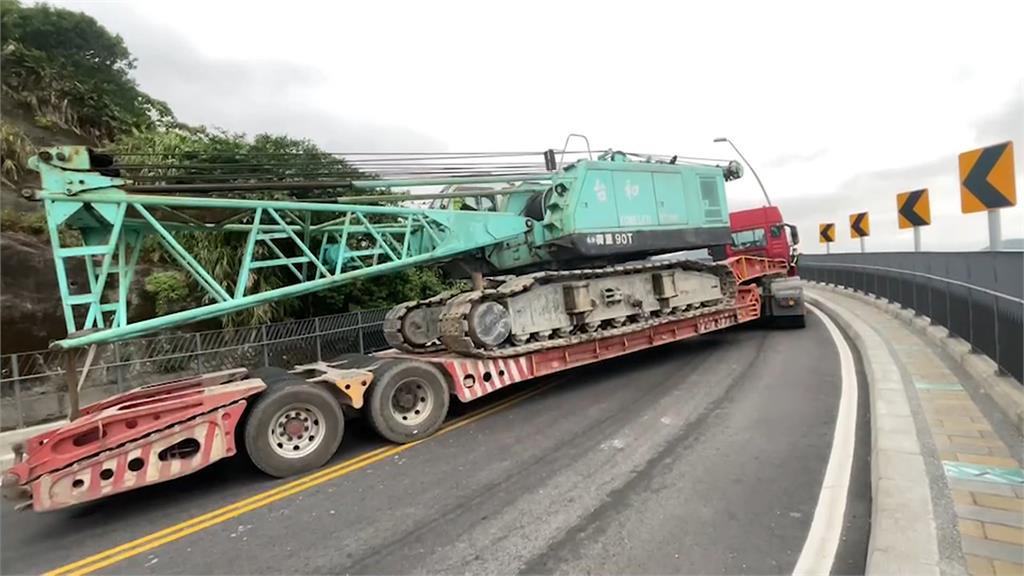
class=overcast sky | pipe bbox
[55,0,1024,253]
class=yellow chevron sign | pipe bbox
[959,141,1016,213]
[819,223,835,243]
[897,189,931,229]
[849,212,870,238]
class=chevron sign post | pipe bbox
[897,189,931,251]
[959,141,1016,251]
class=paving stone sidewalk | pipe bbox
[814,288,1024,575]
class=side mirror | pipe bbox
[785,223,800,246]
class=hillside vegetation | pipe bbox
[0,0,450,352]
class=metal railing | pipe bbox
[799,252,1023,383]
[0,308,389,431]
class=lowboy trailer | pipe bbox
[3,140,805,512]
[3,255,796,512]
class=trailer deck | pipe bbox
[3,256,789,512]
[385,283,761,403]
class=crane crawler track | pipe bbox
[435,259,737,358]
[382,291,457,354]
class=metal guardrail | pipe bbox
[0,308,389,430]
[799,252,1023,383]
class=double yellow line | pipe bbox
[46,383,553,576]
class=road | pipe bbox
[1,312,869,575]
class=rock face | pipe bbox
[0,231,156,354]
[1,232,73,353]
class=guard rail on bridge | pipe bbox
[799,252,1023,383]
[1,308,389,431]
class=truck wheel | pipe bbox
[366,360,449,444]
[237,367,298,462]
[243,381,344,478]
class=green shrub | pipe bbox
[0,121,33,182]
[0,208,82,245]
[0,208,46,234]
[144,271,193,315]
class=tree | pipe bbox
[117,128,453,326]
[0,1,454,332]
[0,0,173,142]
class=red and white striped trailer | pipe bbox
[2,256,801,512]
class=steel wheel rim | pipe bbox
[389,377,434,426]
[267,403,326,458]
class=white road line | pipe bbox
[793,304,859,576]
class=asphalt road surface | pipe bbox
[1,312,869,575]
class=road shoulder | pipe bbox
[807,284,1024,576]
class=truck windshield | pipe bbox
[730,228,767,250]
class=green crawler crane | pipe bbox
[27,144,742,356]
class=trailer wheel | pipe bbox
[366,360,449,444]
[243,381,344,478]
[237,367,297,461]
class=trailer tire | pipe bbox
[366,359,449,444]
[243,381,344,478]
[237,367,297,462]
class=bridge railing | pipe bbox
[0,308,389,431]
[799,252,1023,383]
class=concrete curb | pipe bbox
[808,282,1024,435]
[0,420,66,473]
[806,288,941,575]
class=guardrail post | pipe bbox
[967,288,975,352]
[993,293,1001,376]
[194,333,203,372]
[913,272,919,315]
[113,341,125,392]
[314,317,323,362]
[11,354,24,429]
[261,325,270,367]
[927,277,933,321]
[64,352,80,421]
[358,311,365,354]
[945,279,951,333]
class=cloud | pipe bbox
[775,92,1024,253]
[80,3,446,152]
[972,88,1023,147]
[765,147,829,169]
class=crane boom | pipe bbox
[29,147,548,350]
[28,144,742,352]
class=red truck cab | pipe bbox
[720,206,800,275]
